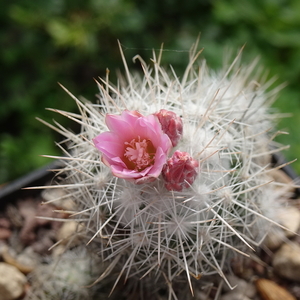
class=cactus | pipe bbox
[39,40,293,299]
[25,247,103,300]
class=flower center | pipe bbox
[124,137,155,171]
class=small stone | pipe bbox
[52,221,83,257]
[41,188,76,211]
[52,222,84,257]
[255,278,296,300]
[0,262,27,300]
[57,221,83,246]
[1,246,35,274]
[51,244,65,257]
[268,169,295,194]
[222,275,256,299]
[57,221,79,245]
[264,206,300,250]
[273,243,300,282]
[278,206,300,238]
[264,229,285,250]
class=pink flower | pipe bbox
[153,109,183,147]
[162,150,199,191]
[93,110,172,184]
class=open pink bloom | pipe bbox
[93,110,172,184]
[162,150,199,191]
[154,109,183,147]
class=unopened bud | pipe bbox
[154,109,183,147]
[162,150,199,191]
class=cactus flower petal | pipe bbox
[93,110,172,183]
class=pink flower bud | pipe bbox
[154,109,183,147]
[162,150,199,191]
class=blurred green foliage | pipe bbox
[1,0,300,184]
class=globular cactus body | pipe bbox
[41,41,292,299]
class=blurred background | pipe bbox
[1,0,300,184]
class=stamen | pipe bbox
[124,137,155,171]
